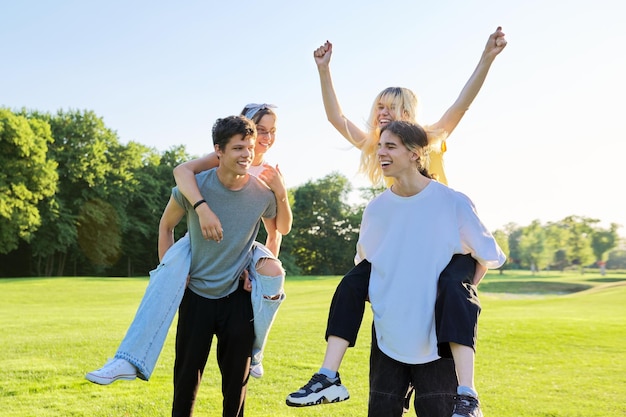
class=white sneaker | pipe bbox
[250,362,264,378]
[85,358,137,385]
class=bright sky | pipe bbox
[3,0,625,237]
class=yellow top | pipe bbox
[429,140,447,186]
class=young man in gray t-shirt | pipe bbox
[158,115,291,417]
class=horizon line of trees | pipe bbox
[1,107,624,278]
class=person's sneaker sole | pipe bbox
[85,372,136,385]
[286,384,350,407]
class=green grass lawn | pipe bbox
[1,270,625,416]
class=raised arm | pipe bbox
[314,41,368,148]
[172,153,224,242]
[429,27,508,138]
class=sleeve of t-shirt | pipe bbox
[456,192,506,269]
[171,186,189,211]
[262,194,277,219]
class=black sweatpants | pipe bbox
[172,285,254,417]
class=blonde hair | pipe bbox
[358,87,448,186]
[358,88,415,185]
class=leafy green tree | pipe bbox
[0,109,58,254]
[284,172,362,275]
[503,222,523,268]
[113,145,191,276]
[606,248,626,269]
[492,229,510,274]
[543,222,569,271]
[357,184,385,202]
[518,220,551,272]
[77,198,122,267]
[25,109,130,275]
[590,223,620,263]
[561,216,595,271]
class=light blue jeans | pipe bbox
[114,235,284,380]
[249,244,286,365]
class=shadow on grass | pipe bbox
[586,277,625,283]
[479,280,592,294]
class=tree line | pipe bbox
[1,108,623,278]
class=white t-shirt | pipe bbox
[356,180,505,364]
[248,160,271,178]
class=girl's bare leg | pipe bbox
[450,342,476,393]
[321,336,350,372]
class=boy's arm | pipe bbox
[173,153,224,242]
[158,195,186,261]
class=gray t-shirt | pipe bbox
[172,168,277,299]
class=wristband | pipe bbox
[193,199,207,210]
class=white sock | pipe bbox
[457,385,478,398]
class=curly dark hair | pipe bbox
[212,115,256,151]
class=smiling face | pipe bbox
[254,113,277,157]
[370,87,418,131]
[377,129,416,178]
[377,120,431,183]
[375,101,396,129]
[216,133,255,176]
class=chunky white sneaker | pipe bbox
[286,373,350,407]
[250,362,264,378]
[85,358,137,385]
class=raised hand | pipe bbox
[485,26,507,59]
[257,164,287,197]
[313,40,333,68]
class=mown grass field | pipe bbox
[1,270,625,416]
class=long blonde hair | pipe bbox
[359,87,447,186]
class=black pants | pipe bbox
[172,286,254,417]
[325,254,479,356]
[368,325,457,417]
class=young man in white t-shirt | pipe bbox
[357,121,505,417]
